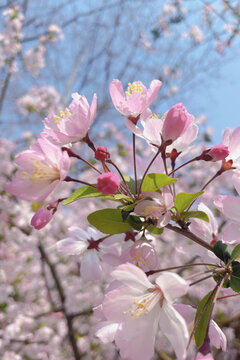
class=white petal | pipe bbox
[222,222,240,243]
[155,272,188,302]
[209,320,227,351]
[56,238,88,255]
[68,226,89,241]
[159,302,188,360]
[95,321,119,344]
[111,263,152,293]
[80,250,102,281]
[115,306,160,360]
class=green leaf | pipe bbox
[114,194,132,201]
[87,209,133,234]
[119,203,135,212]
[194,289,217,347]
[63,186,106,205]
[174,191,203,214]
[231,244,240,261]
[181,210,209,222]
[230,261,240,293]
[63,186,132,205]
[213,241,231,264]
[147,225,164,235]
[141,173,177,192]
[128,215,143,231]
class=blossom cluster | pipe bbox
[4,78,240,359]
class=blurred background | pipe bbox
[1,0,240,144]
[1,1,240,360]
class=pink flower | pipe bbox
[189,203,218,246]
[222,126,240,168]
[95,146,109,161]
[96,263,189,360]
[134,190,173,227]
[125,109,198,152]
[97,172,120,195]
[121,238,159,271]
[42,92,97,145]
[5,137,70,202]
[56,227,118,281]
[31,207,53,230]
[109,79,162,123]
[161,103,193,143]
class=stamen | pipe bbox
[54,108,72,124]
[22,158,60,183]
[124,286,164,319]
[125,82,143,98]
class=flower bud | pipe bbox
[96,172,120,195]
[198,145,229,162]
[31,207,53,230]
[162,103,192,143]
[95,146,109,161]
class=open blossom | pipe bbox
[214,184,240,244]
[42,92,97,145]
[121,238,159,271]
[125,108,198,153]
[5,137,70,202]
[97,172,120,195]
[222,126,240,167]
[109,79,162,123]
[134,190,173,228]
[95,263,189,360]
[56,227,118,281]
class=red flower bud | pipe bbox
[96,172,120,195]
[95,146,109,161]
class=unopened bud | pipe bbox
[95,146,109,161]
[31,207,53,230]
[96,172,120,195]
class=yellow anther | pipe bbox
[125,82,143,98]
[65,108,71,117]
[21,171,27,180]
[54,115,61,124]
[54,109,72,124]
[23,159,60,183]
[150,113,160,119]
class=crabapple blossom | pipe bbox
[134,190,173,228]
[5,137,70,202]
[222,126,240,168]
[125,109,198,153]
[42,92,97,145]
[56,227,119,280]
[121,238,159,271]
[96,172,120,195]
[161,103,193,143]
[96,263,189,360]
[109,79,162,123]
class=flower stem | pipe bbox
[137,148,161,197]
[132,134,138,195]
[64,176,96,188]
